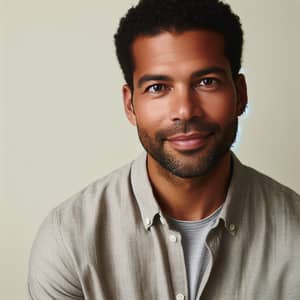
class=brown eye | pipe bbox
[200,78,216,86]
[146,84,167,93]
[194,77,220,90]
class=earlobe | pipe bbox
[235,74,248,116]
[122,84,137,126]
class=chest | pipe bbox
[78,223,300,300]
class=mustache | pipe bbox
[155,119,220,140]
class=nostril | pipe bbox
[171,116,181,122]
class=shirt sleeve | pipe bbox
[27,209,83,300]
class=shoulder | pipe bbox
[245,164,300,201]
[242,163,300,222]
[28,161,134,298]
[53,160,133,227]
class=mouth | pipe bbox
[166,132,213,151]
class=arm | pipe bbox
[28,209,83,300]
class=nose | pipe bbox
[170,86,204,122]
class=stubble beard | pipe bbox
[136,118,238,179]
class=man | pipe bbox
[28,0,300,299]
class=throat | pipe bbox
[147,152,232,221]
[154,186,225,221]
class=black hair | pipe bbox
[114,0,243,90]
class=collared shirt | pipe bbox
[166,206,223,300]
[28,152,300,300]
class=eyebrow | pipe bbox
[137,66,227,88]
[137,75,172,88]
[191,66,226,78]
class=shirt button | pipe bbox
[145,218,151,226]
[176,293,185,300]
[169,234,177,243]
[229,223,236,231]
[229,223,236,235]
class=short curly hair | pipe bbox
[114,0,243,90]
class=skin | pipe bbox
[123,30,247,221]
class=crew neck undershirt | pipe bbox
[166,205,223,300]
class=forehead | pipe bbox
[131,30,230,81]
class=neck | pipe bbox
[147,152,232,221]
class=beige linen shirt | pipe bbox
[28,152,300,300]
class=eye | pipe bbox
[195,78,220,89]
[145,84,168,94]
[201,78,216,85]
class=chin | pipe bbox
[154,145,229,178]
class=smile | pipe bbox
[166,132,213,151]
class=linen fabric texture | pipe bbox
[28,152,300,300]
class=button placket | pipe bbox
[176,293,185,300]
[169,234,177,243]
[164,228,187,300]
[229,223,237,236]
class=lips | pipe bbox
[166,132,212,151]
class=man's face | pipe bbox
[123,30,247,178]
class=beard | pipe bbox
[136,117,238,178]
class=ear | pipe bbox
[122,84,137,126]
[235,74,248,116]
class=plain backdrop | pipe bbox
[2,0,300,299]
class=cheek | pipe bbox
[202,92,237,124]
[134,100,167,129]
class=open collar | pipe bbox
[130,151,250,232]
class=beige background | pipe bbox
[2,0,300,299]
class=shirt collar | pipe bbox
[131,151,250,232]
[218,152,250,235]
[130,152,161,230]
